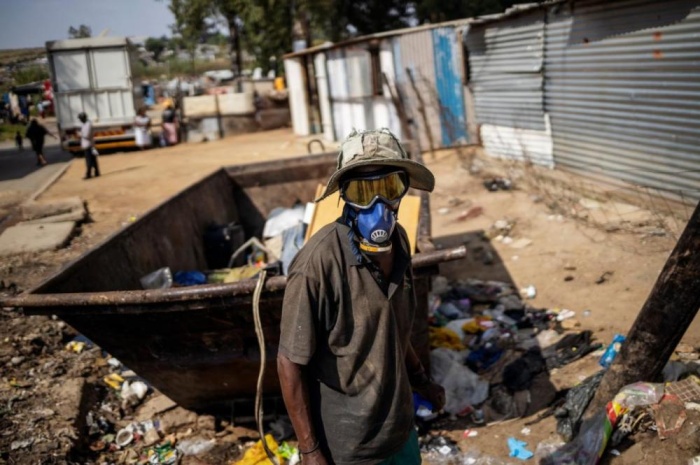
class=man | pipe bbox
[79,112,100,179]
[278,128,445,465]
[25,118,56,166]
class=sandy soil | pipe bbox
[0,128,698,464]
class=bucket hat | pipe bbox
[316,128,435,202]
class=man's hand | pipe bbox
[301,449,329,464]
[415,381,446,412]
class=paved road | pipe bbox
[0,137,73,208]
[0,142,72,182]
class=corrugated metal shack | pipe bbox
[469,0,700,200]
[285,0,700,201]
[283,20,471,152]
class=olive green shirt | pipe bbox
[279,220,416,465]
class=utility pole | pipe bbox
[589,200,700,411]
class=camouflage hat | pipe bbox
[316,128,435,202]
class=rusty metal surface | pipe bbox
[4,152,459,409]
[2,246,465,312]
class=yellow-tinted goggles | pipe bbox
[341,171,408,209]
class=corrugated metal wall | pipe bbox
[433,27,469,145]
[546,0,700,200]
[325,46,400,141]
[467,10,546,131]
[467,9,554,166]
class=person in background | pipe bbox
[15,131,23,151]
[25,119,56,167]
[79,112,100,179]
[161,102,178,146]
[134,107,152,150]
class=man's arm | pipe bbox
[406,343,445,412]
[277,354,328,465]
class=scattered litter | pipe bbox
[610,449,621,456]
[235,435,284,465]
[438,207,450,215]
[543,382,663,465]
[666,375,700,402]
[177,438,216,456]
[121,380,149,407]
[599,334,626,368]
[140,267,173,290]
[555,309,576,322]
[509,238,532,249]
[103,373,125,390]
[420,434,460,457]
[508,437,533,460]
[686,402,700,412]
[455,206,484,222]
[520,285,537,299]
[595,271,614,285]
[463,429,479,438]
[520,427,531,436]
[652,394,688,438]
[484,178,513,192]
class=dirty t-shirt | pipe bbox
[279,221,417,465]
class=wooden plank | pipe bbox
[305,184,421,254]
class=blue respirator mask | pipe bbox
[341,170,408,254]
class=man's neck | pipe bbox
[368,247,395,280]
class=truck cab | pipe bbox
[46,36,143,153]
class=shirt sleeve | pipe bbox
[278,270,319,365]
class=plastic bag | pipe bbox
[544,382,664,465]
[235,434,284,465]
[140,267,173,290]
[177,438,215,456]
[555,371,604,441]
[430,348,489,415]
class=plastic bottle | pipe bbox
[599,334,626,368]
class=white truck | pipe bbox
[46,36,142,153]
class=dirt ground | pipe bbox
[0,129,698,464]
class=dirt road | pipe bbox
[0,128,698,464]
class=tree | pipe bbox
[68,24,92,39]
[169,0,211,72]
[145,36,170,61]
[415,0,542,23]
[12,66,49,85]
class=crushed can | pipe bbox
[599,333,626,368]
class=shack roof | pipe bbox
[46,36,131,51]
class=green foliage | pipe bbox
[11,65,49,86]
[164,0,540,76]
[415,0,542,23]
[145,36,170,61]
[132,57,231,79]
[0,123,27,143]
[169,0,212,70]
[68,24,92,39]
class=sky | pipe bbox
[0,0,176,49]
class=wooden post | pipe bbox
[589,200,700,411]
[406,68,436,159]
[382,72,412,142]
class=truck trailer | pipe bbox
[46,36,143,153]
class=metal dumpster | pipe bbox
[1,151,465,410]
